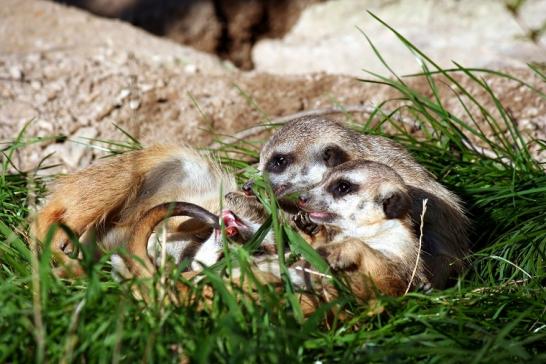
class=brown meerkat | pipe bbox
[31,144,243,277]
[121,201,322,314]
[118,198,286,282]
[296,159,429,297]
[141,191,272,271]
[256,116,469,289]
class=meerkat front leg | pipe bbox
[316,239,408,298]
[316,240,362,271]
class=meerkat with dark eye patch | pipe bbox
[296,159,429,297]
[256,116,469,289]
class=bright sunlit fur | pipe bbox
[31,145,237,278]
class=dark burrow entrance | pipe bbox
[54,0,322,70]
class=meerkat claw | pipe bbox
[293,211,320,236]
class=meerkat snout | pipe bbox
[297,193,310,206]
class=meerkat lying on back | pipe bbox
[31,145,250,278]
[296,160,428,297]
[257,116,469,288]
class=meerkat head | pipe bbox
[296,160,411,238]
[192,192,274,270]
[219,191,270,242]
[258,117,359,197]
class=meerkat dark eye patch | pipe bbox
[266,153,294,174]
[382,191,411,219]
[322,145,350,167]
[328,179,357,198]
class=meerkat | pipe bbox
[255,116,469,289]
[295,159,429,297]
[31,144,241,277]
[119,197,285,281]
[119,199,324,313]
[141,191,272,271]
[128,161,425,307]
[122,197,320,310]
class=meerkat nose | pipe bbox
[298,194,310,206]
[242,179,255,196]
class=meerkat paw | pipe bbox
[316,244,357,271]
[293,211,321,236]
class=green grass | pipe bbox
[1,17,545,363]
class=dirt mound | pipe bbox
[54,0,320,69]
[1,0,544,174]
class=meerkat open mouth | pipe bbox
[307,211,336,223]
[222,210,246,237]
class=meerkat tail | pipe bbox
[125,202,220,279]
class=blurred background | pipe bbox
[53,0,546,73]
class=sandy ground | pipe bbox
[1,0,544,174]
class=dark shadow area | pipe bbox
[53,0,321,69]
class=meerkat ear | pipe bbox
[322,145,350,167]
[382,190,411,219]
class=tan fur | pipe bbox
[259,117,469,288]
[31,145,237,277]
[315,238,418,299]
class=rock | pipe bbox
[8,66,23,80]
[54,0,320,69]
[252,0,546,77]
[0,0,226,74]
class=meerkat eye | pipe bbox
[329,179,354,198]
[266,153,292,173]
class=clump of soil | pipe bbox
[54,0,321,69]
